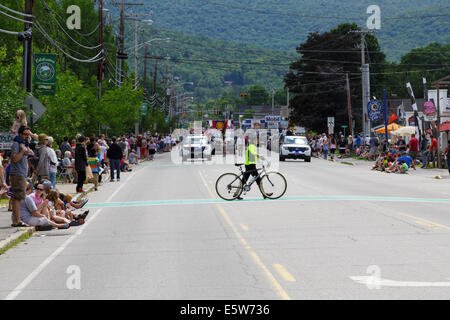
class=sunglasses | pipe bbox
[36,188,44,191]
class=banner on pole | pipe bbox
[34,53,57,95]
[367,99,383,122]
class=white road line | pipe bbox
[350,276,450,287]
[4,170,138,300]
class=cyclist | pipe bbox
[236,136,272,200]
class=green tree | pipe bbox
[246,85,269,105]
[0,48,27,130]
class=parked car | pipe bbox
[279,136,311,162]
[180,135,213,162]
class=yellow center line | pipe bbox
[398,213,450,231]
[198,171,291,300]
[272,264,296,282]
[240,224,249,231]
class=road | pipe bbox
[1,151,450,300]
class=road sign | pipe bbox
[23,96,47,124]
[327,117,335,127]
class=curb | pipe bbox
[0,184,95,255]
[0,227,35,255]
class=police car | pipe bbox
[279,136,311,162]
[181,135,213,162]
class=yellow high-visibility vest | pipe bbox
[245,144,257,165]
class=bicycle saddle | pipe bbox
[235,163,244,166]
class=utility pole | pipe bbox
[346,73,353,137]
[23,0,33,93]
[436,82,441,169]
[119,0,125,85]
[350,29,374,136]
[97,0,103,99]
[108,1,143,86]
[134,17,139,89]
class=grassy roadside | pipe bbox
[0,228,33,255]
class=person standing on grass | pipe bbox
[74,135,88,193]
[408,133,419,167]
[329,135,336,161]
[88,148,101,191]
[47,137,58,189]
[10,126,34,227]
[445,140,450,175]
[35,134,50,183]
[107,137,123,182]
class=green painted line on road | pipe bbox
[85,195,450,209]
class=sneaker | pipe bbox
[110,179,115,182]
[117,178,120,182]
[79,198,89,208]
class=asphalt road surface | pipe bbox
[1,152,450,300]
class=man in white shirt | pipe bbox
[164,136,171,152]
[47,137,58,189]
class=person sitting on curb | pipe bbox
[386,152,414,173]
[59,193,88,210]
[19,182,70,229]
[371,152,386,171]
[47,189,88,225]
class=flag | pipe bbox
[423,76,428,100]
[388,112,398,124]
[406,81,418,112]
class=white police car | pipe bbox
[181,135,213,162]
[279,136,311,162]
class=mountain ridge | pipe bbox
[130,0,450,61]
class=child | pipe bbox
[11,109,38,141]
[88,148,101,191]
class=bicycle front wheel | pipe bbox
[215,173,243,201]
[259,172,287,199]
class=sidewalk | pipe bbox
[0,159,145,254]
[0,169,113,254]
[319,155,450,178]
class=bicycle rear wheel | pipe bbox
[215,173,243,201]
[259,172,287,199]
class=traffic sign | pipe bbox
[327,117,335,127]
[24,96,47,124]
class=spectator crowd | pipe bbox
[307,130,450,175]
[0,109,174,230]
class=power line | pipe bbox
[34,21,103,63]
[40,0,102,50]
[0,28,21,35]
[41,0,101,39]
[0,4,33,17]
[0,9,34,24]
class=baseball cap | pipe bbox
[42,180,52,192]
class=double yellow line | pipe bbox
[199,171,291,300]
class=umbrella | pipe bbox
[440,121,450,132]
[391,126,417,136]
[375,123,402,134]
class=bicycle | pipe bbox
[215,161,287,201]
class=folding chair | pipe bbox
[59,166,74,184]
